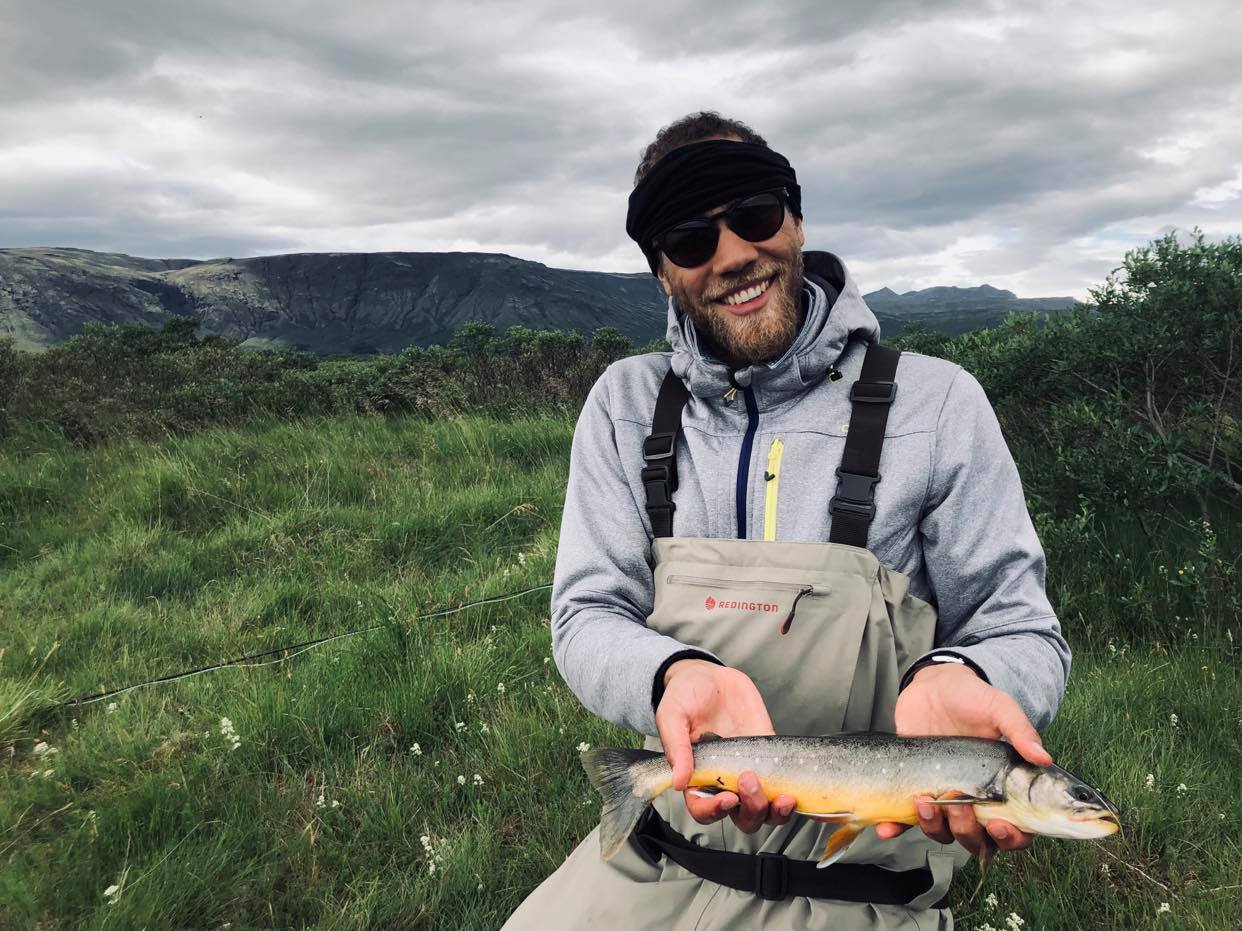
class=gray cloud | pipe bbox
[1,0,1240,297]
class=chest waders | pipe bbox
[503,341,968,931]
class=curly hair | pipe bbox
[633,111,768,186]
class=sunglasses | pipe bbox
[652,188,789,269]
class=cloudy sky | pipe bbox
[2,0,1240,298]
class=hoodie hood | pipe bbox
[666,250,881,407]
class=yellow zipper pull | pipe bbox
[724,386,738,402]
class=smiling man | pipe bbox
[501,113,1070,930]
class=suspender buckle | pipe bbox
[849,380,897,404]
[829,468,880,520]
[754,852,790,901]
[643,432,677,461]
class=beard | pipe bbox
[670,249,806,369]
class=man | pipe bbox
[502,112,1069,930]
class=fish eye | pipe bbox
[1071,786,1093,803]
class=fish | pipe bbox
[581,733,1120,894]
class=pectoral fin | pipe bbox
[815,822,865,868]
[795,809,853,822]
[687,788,725,799]
[970,833,998,901]
[923,789,985,805]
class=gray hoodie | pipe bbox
[550,250,1069,738]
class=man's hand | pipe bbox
[655,659,797,832]
[874,663,1053,856]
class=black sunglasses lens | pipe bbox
[662,226,718,268]
[730,197,785,242]
[658,192,786,268]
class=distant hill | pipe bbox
[0,247,1077,353]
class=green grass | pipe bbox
[1,414,1239,929]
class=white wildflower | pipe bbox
[558,726,565,735]
[331,800,340,808]
[427,860,436,876]
[103,883,122,905]
[985,892,998,909]
[1100,863,1110,875]
[577,742,591,753]
[1107,639,1117,654]
[410,743,422,755]
[455,721,466,733]
[41,769,55,778]
[33,742,56,757]
[479,723,489,734]
[1145,773,1155,790]
[472,773,484,786]
[477,882,484,892]
[1176,783,1188,794]
[219,717,241,750]
[496,682,506,694]
[316,793,326,808]
[1005,913,1025,930]
[1157,902,1171,914]
[106,702,118,714]
[457,774,466,785]
[1169,713,1178,727]
[544,656,551,665]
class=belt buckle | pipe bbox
[753,851,789,901]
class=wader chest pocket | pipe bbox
[663,574,824,635]
[651,566,876,736]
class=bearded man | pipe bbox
[501,112,1069,930]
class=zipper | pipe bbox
[763,437,784,541]
[735,386,759,538]
[664,574,821,636]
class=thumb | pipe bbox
[656,705,695,791]
[994,695,1052,767]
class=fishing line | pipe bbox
[59,583,553,708]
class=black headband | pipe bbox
[626,139,802,274]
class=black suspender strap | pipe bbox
[642,368,691,538]
[828,341,901,548]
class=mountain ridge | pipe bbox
[0,246,1077,354]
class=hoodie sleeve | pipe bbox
[550,365,720,737]
[908,367,1071,731]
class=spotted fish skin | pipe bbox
[581,733,1120,863]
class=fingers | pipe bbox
[685,789,739,825]
[656,706,694,791]
[993,695,1053,767]
[914,796,955,845]
[984,818,1033,851]
[944,802,988,855]
[875,822,910,840]
[731,772,770,833]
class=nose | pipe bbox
[711,220,760,275]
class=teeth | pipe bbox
[722,278,772,306]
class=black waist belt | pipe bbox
[631,807,948,909]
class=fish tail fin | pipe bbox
[580,747,667,860]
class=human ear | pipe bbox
[657,261,673,296]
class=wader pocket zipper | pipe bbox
[663,575,823,636]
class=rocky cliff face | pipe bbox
[0,247,671,353]
[0,247,1076,353]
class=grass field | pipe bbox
[1,415,1239,929]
